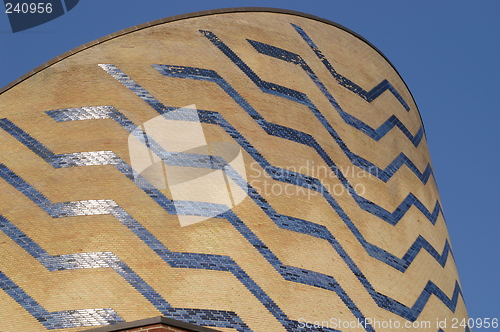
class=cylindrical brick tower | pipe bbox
[0,8,469,332]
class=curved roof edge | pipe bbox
[0,7,415,113]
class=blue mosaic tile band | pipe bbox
[291,24,411,112]
[97,65,463,322]
[0,67,460,330]
[151,60,444,231]
[0,165,251,331]
[148,68,462,321]
[247,37,424,147]
[0,270,123,329]
[48,106,451,273]
[44,111,371,332]
[0,120,345,332]
[200,30,434,186]
[196,31,444,254]
[51,110,364,331]
[0,19,467,332]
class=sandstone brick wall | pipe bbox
[0,8,468,332]
[120,324,189,332]
[124,324,186,332]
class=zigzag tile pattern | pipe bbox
[201,30,433,184]
[248,34,424,147]
[0,13,469,331]
[0,269,123,329]
[98,64,463,323]
[0,117,348,332]
[147,61,450,268]
[290,25,411,112]
[199,31,443,232]
[146,68,463,322]
[0,163,252,331]
[49,104,452,274]
[49,106,378,332]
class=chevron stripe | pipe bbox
[247,37,424,147]
[92,66,448,272]
[201,30,433,186]
[197,30,442,232]
[97,65,463,321]
[151,60,441,227]
[49,104,451,274]
[0,122,349,332]
[290,24,411,112]
[0,268,123,329]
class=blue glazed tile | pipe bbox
[197,31,440,226]
[0,33,462,331]
[101,64,459,324]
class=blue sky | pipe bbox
[1,0,498,330]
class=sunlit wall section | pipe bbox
[0,8,468,332]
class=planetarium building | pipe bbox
[0,8,469,332]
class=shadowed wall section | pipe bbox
[0,8,468,332]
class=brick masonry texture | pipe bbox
[0,9,468,332]
[124,324,189,332]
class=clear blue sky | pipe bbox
[1,0,498,330]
